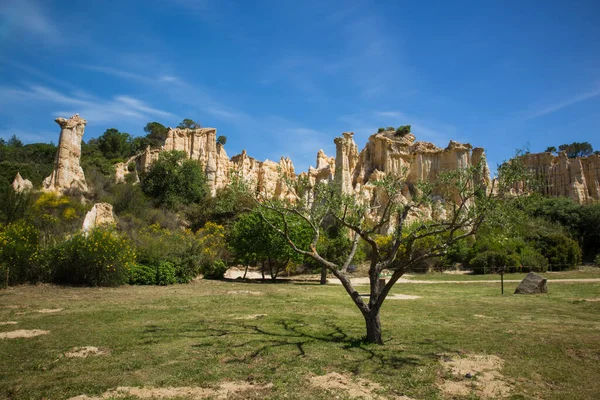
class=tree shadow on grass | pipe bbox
[173,318,432,373]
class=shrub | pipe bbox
[0,221,45,284]
[385,126,395,131]
[156,262,177,285]
[595,254,600,266]
[51,228,136,286]
[395,125,411,137]
[128,264,156,285]
[131,224,205,282]
[519,246,548,273]
[469,250,520,274]
[377,127,385,133]
[202,259,227,280]
[531,233,581,270]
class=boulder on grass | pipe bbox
[514,272,548,294]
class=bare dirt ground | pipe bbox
[0,321,18,325]
[65,346,110,358]
[36,308,63,313]
[233,314,267,320]
[309,372,414,400]
[437,354,512,399]
[67,382,274,400]
[0,329,49,339]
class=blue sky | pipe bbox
[1,0,599,174]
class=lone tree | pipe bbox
[256,161,523,344]
[177,119,202,130]
[558,142,594,158]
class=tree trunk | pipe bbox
[364,311,383,345]
[320,265,327,285]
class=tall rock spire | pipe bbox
[43,114,88,193]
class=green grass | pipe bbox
[1,279,599,399]
[404,266,600,281]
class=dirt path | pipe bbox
[327,277,600,285]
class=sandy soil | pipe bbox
[233,314,267,320]
[0,329,49,339]
[65,346,110,358]
[226,290,263,296]
[37,308,63,313]
[0,321,18,325]
[438,354,511,399]
[309,372,413,399]
[68,381,273,399]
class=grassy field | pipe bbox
[1,275,599,399]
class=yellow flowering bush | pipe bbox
[0,221,45,284]
[131,224,204,283]
[50,228,136,286]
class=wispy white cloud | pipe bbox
[0,84,176,124]
[525,86,600,120]
[0,0,61,44]
[74,64,156,85]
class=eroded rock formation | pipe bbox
[513,152,600,203]
[335,130,491,196]
[82,203,116,232]
[43,114,88,193]
[12,172,33,192]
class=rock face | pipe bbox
[335,130,491,196]
[43,114,88,193]
[82,203,116,232]
[514,272,548,294]
[11,172,33,192]
[513,152,600,204]
[121,127,492,207]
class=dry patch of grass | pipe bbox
[226,290,263,296]
[36,308,63,313]
[65,346,110,358]
[309,372,413,399]
[233,314,267,320]
[0,321,18,325]
[438,353,511,399]
[67,381,273,399]
[0,329,49,339]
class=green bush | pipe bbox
[156,262,177,285]
[202,260,227,280]
[377,127,385,133]
[531,233,581,270]
[395,125,411,137]
[51,228,137,286]
[130,224,205,281]
[128,264,156,285]
[519,246,548,273]
[385,126,395,131]
[469,250,520,274]
[595,254,600,266]
[0,221,45,284]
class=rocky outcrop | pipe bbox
[298,149,335,192]
[11,172,33,192]
[335,130,490,196]
[43,114,88,193]
[513,152,600,204]
[82,203,115,232]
